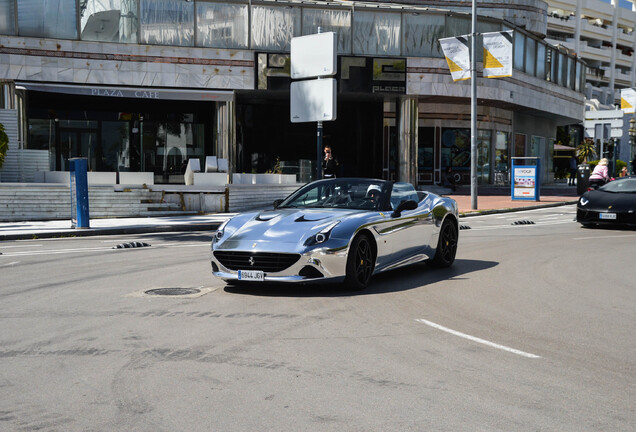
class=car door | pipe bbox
[373,182,434,268]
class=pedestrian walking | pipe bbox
[568,154,577,186]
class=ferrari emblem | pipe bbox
[252,243,257,248]
[248,256,255,266]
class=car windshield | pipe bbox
[277,179,390,210]
[599,177,636,193]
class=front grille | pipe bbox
[214,251,301,272]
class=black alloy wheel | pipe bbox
[429,219,458,268]
[345,234,375,290]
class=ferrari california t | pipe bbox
[211,178,459,289]
[576,176,636,227]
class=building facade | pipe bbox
[545,0,636,106]
[0,0,586,188]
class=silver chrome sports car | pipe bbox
[210,178,459,289]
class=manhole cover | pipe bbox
[145,288,201,296]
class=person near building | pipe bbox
[588,158,610,189]
[619,166,628,177]
[322,145,338,178]
[568,154,578,186]
[442,166,457,192]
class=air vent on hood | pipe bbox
[295,215,328,222]
[256,214,278,221]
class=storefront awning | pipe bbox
[554,144,576,151]
[16,82,234,102]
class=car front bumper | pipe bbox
[210,241,350,284]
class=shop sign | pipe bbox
[90,88,160,99]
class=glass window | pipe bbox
[302,7,351,54]
[17,0,77,39]
[477,130,491,184]
[140,0,194,46]
[577,61,585,93]
[536,43,546,79]
[495,131,509,173]
[444,15,470,40]
[418,127,434,171]
[353,11,400,56]
[0,0,15,35]
[551,49,559,83]
[514,133,526,158]
[525,37,536,76]
[441,128,471,171]
[513,32,525,70]
[102,121,130,172]
[251,5,301,51]
[403,13,445,57]
[197,1,248,49]
[558,52,566,86]
[567,56,574,90]
[81,0,139,43]
[390,182,418,210]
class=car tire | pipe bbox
[428,219,458,268]
[345,233,375,290]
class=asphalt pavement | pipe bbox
[0,184,579,241]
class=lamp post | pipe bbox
[630,117,636,175]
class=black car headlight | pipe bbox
[579,197,589,206]
[304,221,341,246]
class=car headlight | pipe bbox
[214,218,231,242]
[579,197,589,206]
[304,221,341,246]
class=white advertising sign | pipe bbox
[482,30,513,78]
[290,78,337,123]
[621,88,635,114]
[513,167,536,198]
[290,32,337,79]
[439,36,471,81]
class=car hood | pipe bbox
[581,191,636,211]
[224,208,357,243]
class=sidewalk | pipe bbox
[0,185,579,241]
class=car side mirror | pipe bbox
[273,199,283,208]
[391,199,417,218]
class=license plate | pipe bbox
[238,270,264,281]
[599,213,616,220]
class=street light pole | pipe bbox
[629,117,636,174]
[470,0,478,210]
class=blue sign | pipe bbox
[511,157,541,201]
[69,158,90,228]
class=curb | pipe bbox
[459,200,578,217]
[0,222,223,241]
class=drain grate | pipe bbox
[512,220,535,225]
[113,242,151,249]
[145,288,201,296]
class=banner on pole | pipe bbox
[439,36,471,81]
[621,88,635,114]
[482,30,513,78]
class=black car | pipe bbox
[576,176,636,227]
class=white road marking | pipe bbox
[574,234,636,241]
[0,261,20,267]
[415,318,541,359]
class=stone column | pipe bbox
[397,96,418,185]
